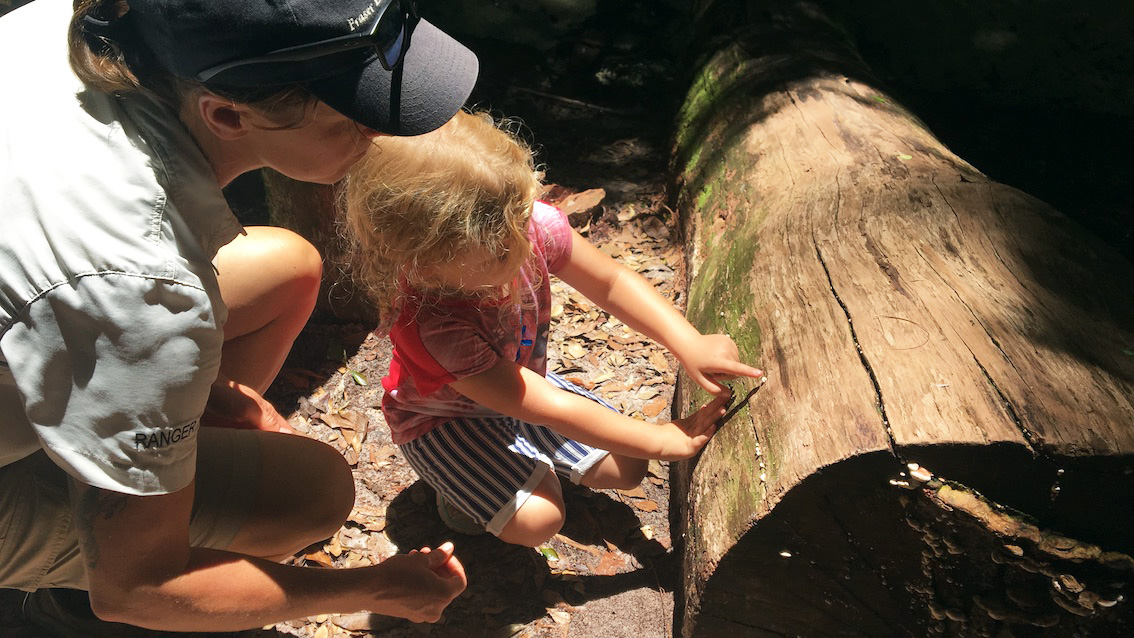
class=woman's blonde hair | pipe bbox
[68,0,314,126]
[343,110,543,326]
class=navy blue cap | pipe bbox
[126,0,478,135]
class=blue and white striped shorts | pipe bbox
[399,371,614,536]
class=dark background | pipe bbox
[424,0,1133,259]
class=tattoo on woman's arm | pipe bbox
[71,480,129,569]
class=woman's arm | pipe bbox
[74,481,466,631]
[449,357,729,461]
[555,230,763,394]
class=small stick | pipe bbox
[717,377,767,427]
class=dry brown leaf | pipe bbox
[319,410,367,432]
[548,609,571,625]
[303,551,335,568]
[634,500,659,512]
[591,372,616,384]
[550,303,564,319]
[594,551,630,576]
[642,397,668,418]
[363,519,387,532]
[608,352,627,367]
[552,187,606,216]
[552,533,602,556]
[636,387,659,400]
[649,351,670,372]
[564,343,586,359]
[348,504,385,522]
[564,376,595,390]
[342,444,359,467]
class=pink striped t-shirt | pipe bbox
[381,202,574,443]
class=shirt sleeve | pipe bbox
[420,315,501,380]
[389,307,502,396]
[2,273,223,495]
[532,201,574,273]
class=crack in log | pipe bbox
[968,354,1044,459]
[908,245,1047,458]
[908,244,1068,503]
[813,240,904,465]
[797,91,902,465]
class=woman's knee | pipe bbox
[250,227,323,314]
[235,435,354,556]
[297,440,355,536]
[217,227,323,329]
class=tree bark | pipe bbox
[670,2,1134,636]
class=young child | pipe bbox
[344,111,763,546]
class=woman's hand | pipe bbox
[675,333,763,395]
[653,393,732,460]
[368,542,468,623]
[202,376,296,434]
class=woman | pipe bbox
[0,0,476,632]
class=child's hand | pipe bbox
[654,394,732,460]
[676,333,763,395]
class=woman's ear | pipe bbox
[196,93,250,140]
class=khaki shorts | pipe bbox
[0,427,261,591]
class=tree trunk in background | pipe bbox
[669,2,1134,637]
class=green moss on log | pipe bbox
[673,44,755,180]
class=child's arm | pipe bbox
[449,358,731,461]
[555,230,763,395]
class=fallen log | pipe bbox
[669,2,1134,636]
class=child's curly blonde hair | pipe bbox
[342,110,543,329]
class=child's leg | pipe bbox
[497,470,566,547]
[536,371,649,491]
[579,454,648,491]
[399,417,567,546]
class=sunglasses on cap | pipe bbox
[194,0,419,83]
